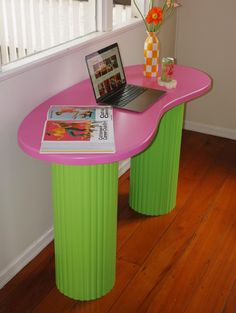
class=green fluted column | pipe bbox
[52,162,118,300]
[129,104,184,216]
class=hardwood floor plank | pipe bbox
[32,288,76,313]
[223,279,236,313]
[0,243,55,313]
[117,211,177,266]
[182,176,236,313]
[69,260,139,313]
[32,260,140,313]
[117,132,225,266]
[136,174,236,313]
[116,172,145,251]
[184,228,236,313]
[108,140,231,313]
[179,131,225,179]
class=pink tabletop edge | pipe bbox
[18,64,212,165]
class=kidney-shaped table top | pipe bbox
[18,64,211,165]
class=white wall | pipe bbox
[0,20,177,288]
[176,0,236,139]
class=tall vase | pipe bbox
[144,32,160,78]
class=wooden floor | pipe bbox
[1,130,236,313]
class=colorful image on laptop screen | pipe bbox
[86,44,126,101]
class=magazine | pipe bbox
[40,105,115,153]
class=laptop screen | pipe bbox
[86,43,126,102]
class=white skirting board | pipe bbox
[118,158,131,177]
[0,228,54,289]
[184,120,236,140]
[0,159,131,289]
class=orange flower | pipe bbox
[146,7,163,25]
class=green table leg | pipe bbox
[129,104,185,216]
[52,162,118,300]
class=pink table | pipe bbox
[18,65,211,300]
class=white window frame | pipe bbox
[0,0,146,79]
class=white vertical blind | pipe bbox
[0,0,132,67]
[0,0,9,63]
[113,4,131,26]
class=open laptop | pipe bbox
[85,43,166,113]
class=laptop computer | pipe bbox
[85,43,166,113]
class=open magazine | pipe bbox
[40,105,115,153]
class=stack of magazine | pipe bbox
[40,105,115,153]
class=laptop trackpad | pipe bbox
[121,89,166,112]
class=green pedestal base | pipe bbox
[129,104,184,215]
[52,163,118,300]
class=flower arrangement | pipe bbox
[134,0,180,33]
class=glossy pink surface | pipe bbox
[18,65,211,165]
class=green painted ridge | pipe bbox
[52,163,118,300]
[129,104,185,215]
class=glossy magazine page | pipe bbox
[40,106,115,153]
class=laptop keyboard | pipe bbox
[104,85,147,107]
